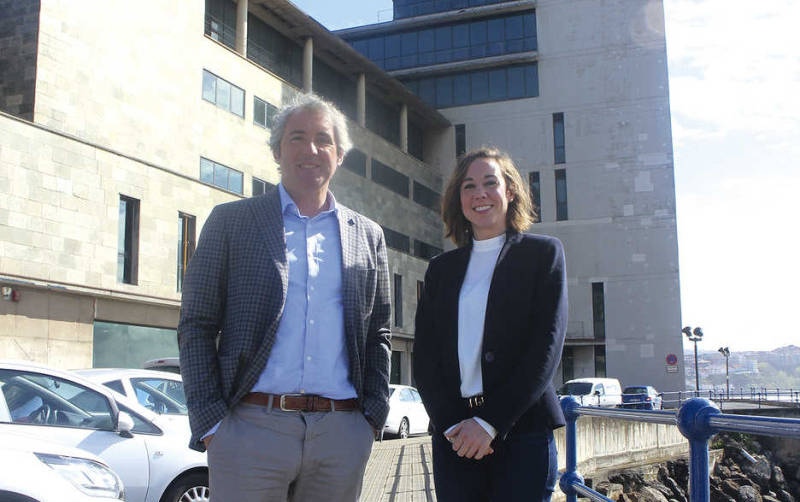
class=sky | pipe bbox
[291,0,800,353]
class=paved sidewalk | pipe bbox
[360,437,437,502]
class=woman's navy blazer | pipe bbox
[413,230,568,440]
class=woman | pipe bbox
[414,147,568,501]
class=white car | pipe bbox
[0,360,208,502]
[142,357,181,374]
[384,384,430,439]
[1,430,125,501]
[558,378,623,407]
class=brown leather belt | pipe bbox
[242,392,359,412]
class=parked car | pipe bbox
[558,378,623,407]
[621,385,663,410]
[384,384,430,439]
[143,357,181,374]
[1,430,125,501]
[76,368,186,414]
[0,360,208,502]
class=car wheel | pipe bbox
[398,417,409,439]
[164,472,210,502]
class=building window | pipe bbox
[595,345,607,378]
[342,149,367,177]
[93,321,178,368]
[408,122,425,161]
[372,159,410,197]
[252,177,275,197]
[366,93,401,146]
[349,10,536,68]
[592,282,606,340]
[402,63,538,109]
[528,171,541,223]
[390,350,402,384]
[555,168,568,221]
[394,274,403,327]
[117,195,140,285]
[455,124,466,158]
[247,13,303,87]
[553,112,565,164]
[177,213,196,292]
[381,226,411,253]
[562,346,574,383]
[204,0,236,49]
[254,96,278,128]
[202,70,244,117]
[313,57,357,120]
[417,280,424,302]
[200,157,243,194]
[414,240,443,261]
[413,181,440,212]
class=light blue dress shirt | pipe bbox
[250,183,356,399]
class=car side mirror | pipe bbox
[593,390,601,396]
[117,411,134,438]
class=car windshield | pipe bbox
[559,382,593,395]
[624,387,648,395]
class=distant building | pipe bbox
[0,0,684,391]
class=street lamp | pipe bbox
[682,326,703,393]
[718,346,730,399]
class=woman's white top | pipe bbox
[454,233,504,438]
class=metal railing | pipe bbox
[558,396,800,502]
[661,387,800,408]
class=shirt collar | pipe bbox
[278,182,338,218]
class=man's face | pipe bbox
[275,108,343,198]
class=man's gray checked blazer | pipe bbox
[178,188,392,451]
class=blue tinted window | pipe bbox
[453,24,469,48]
[385,57,400,70]
[401,32,417,55]
[524,13,537,37]
[487,18,504,42]
[369,37,384,60]
[508,66,525,98]
[454,74,470,105]
[489,69,506,100]
[435,26,452,50]
[400,54,418,67]
[419,29,435,52]
[471,71,488,102]
[419,53,435,65]
[470,21,486,45]
[419,78,436,105]
[506,16,523,39]
[353,39,369,57]
[525,64,539,97]
[524,36,537,51]
[506,39,524,53]
[436,76,453,107]
[386,34,401,57]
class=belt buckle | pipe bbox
[279,394,305,412]
[468,395,484,408]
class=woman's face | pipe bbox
[459,157,513,241]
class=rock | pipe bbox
[668,459,689,487]
[722,479,742,498]
[711,486,736,502]
[716,464,733,478]
[650,482,674,500]
[635,486,669,502]
[777,490,795,502]
[741,455,772,490]
[597,481,624,501]
[771,466,787,492]
[763,496,781,502]
[738,485,763,502]
[662,476,687,502]
[618,494,634,502]
[609,471,646,492]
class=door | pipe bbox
[0,368,150,502]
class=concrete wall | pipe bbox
[433,0,684,392]
[0,0,39,120]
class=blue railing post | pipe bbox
[559,397,584,502]
[677,398,721,502]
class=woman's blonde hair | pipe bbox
[441,147,534,247]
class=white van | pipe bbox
[558,378,623,407]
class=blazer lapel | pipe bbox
[337,206,359,344]
[248,189,289,300]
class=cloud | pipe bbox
[664,0,800,150]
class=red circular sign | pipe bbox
[666,354,678,366]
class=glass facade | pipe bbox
[118,195,139,284]
[349,11,536,71]
[247,13,303,87]
[204,0,236,49]
[202,70,244,117]
[254,96,278,129]
[592,282,606,340]
[408,122,425,161]
[313,57,357,120]
[394,0,513,19]
[555,168,568,221]
[402,62,538,108]
[366,93,401,146]
[93,321,178,368]
[553,112,565,164]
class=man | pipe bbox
[178,93,391,502]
